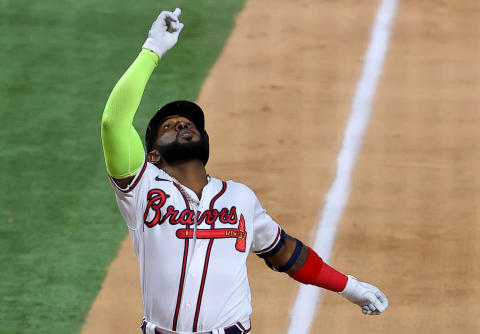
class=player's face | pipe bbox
[150,115,208,166]
[156,115,201,146]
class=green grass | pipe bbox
[0,1,244,333]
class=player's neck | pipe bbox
[161,160,208,199]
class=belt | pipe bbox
[141,320,250,334]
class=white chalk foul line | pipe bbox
[286,0,399,333]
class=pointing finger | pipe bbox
[173,8,181,17]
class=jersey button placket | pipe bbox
[194,204,204,250]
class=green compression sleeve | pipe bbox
[101,49,159,178]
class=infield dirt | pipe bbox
[81,0,480,333]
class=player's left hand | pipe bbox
[142,8,184,58]
[339,275,389,315]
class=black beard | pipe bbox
[156,135,209,166]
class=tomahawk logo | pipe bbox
[176,215,247,252]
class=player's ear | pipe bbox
[147,149,161,164]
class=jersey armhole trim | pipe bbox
[110,160,148,193]
[254,226,282,255]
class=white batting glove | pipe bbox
[142,8,184,58]
[339,275,389,315]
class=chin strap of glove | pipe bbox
[339,275,389,315]
[142,8,184,59]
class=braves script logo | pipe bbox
[143,189,246,252]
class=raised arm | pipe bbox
[101,9,184,187]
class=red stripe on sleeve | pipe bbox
[290,247,348,292]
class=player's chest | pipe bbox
[142,181,251,252]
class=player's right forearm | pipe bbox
[101,49,158,178]
[102,49,159,128]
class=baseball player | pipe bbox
[101,8,389,334]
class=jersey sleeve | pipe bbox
[108,159,153,230]
[250,193,282,254]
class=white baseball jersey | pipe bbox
[109,160,281,333]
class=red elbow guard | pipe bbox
[290,247,348,292]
